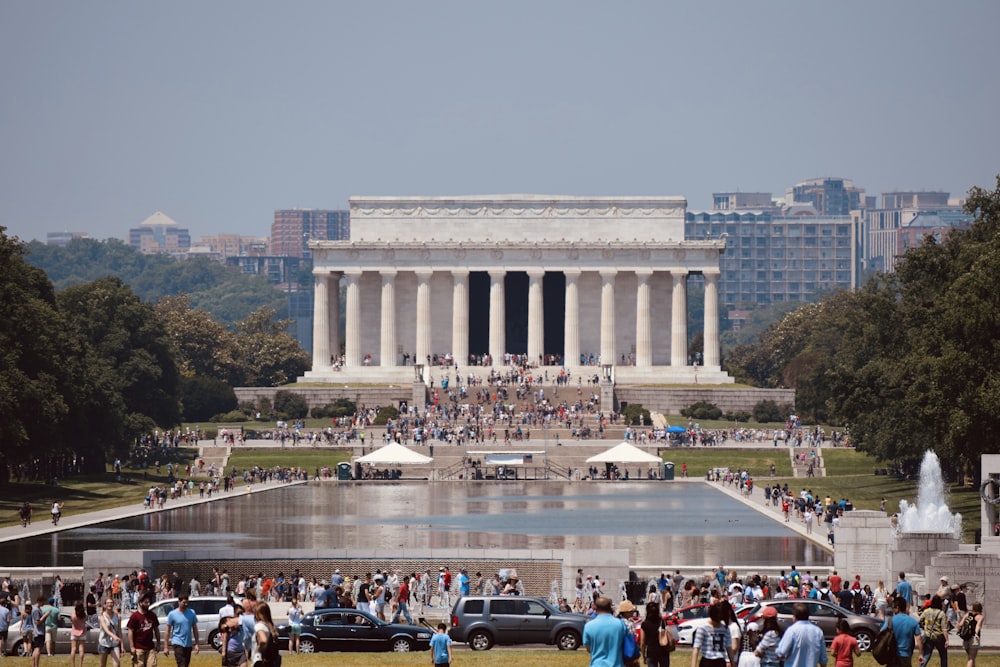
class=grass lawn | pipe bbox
[658,448,795,476]
[20,648,991,667]
[0,468,205,529]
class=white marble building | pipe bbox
[302,195,733,385]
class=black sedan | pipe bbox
[276,608,432,653]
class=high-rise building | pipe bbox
[271,209,350,258]
[128,211,191,257]
[787,178,865,216]
[686,210,856,307]
[194,233,268,260]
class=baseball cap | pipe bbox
[762,606,778,618]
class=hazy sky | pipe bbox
[2,1,997,242]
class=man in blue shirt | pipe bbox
[458,569,470,598]
[583,597,626,667]
[882,597,921,667]
[895,573,914,608]
[164,595,200,667]
[776,603,828,667]
[430,622,452,667]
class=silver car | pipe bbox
[5,612,101,656]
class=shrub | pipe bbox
[373,405,399,425]
[622,403,652,426]
[752,400,785,423]
[212,409,249,423]
[273,391,309,420]
[680,401,722,420]
[724,411,752,423]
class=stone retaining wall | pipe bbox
[235,385,796,414]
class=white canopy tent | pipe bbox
[355,442,433,465]
[585,441,662,464]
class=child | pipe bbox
[829,619,860,667]
[430,622,452,667]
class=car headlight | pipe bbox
[416,632,431,639]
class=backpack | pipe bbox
[957,612,977,641]
[872,616,897,666]
[622,620,641,666]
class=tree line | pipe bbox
[0,231,308,481]
[725,175,1000,476]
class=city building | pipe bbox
[711,192,776,211]
[128,211,191,257]
[304,195,731,386]
[194,233,268,260]
[786,177,867,216]
[685,210,857,308]
[271,209,350,258]
[861,191,971,273]
[46,231,89,246]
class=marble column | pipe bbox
[452,270,469,367]
[329,272,341,364]
[379,270,397,367]
[344,270,362,367]
[600,270,616,365]
[635,269,653,367]
[563,270,581,367]
[311,271,330,372]
[671,270,688,367]
[415,270,432,367]
[527,269,544,365]
[703,269,721,367]
[488,269,506,365]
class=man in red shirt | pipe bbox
[127,595,161,667]
[391,576,413,624]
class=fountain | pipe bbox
[898,450,962,538]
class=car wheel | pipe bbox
[391,637,413,652]
[556,630,581,650]
[298,638,317,654]
[854,629,874,652]
[468,630,493,651]
[208,629,222,652]
[13,641,27,657]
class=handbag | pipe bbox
[659,620,676,652]
[872,615,897,666]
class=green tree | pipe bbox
[827,176,1000,472]
[233,307,310,386]
[154,295,239,382]
[0,229,78,479]
[59,277,182,458]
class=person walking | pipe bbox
[960,602,983,667]
[164,595,200,667]
[692,602,736,667]
[70,602,88,667]
[918,595,948,667]
[250,603,278,667]
[126,595,160,667]
[883,596,921,667]
[829,619,860,667]
[776,603,827,667]
[641,601,671,667]
[583,596,627,667]
[97,598,122,667]
[391,575,413,625]
[430,622,452,667]
[754,607,784,667]
[286,598,303,653]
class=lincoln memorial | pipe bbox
[301,194,733,386]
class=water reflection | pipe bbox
[2,482,832,568]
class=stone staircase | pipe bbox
[197,445,231,474]
[789,447,825,478]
